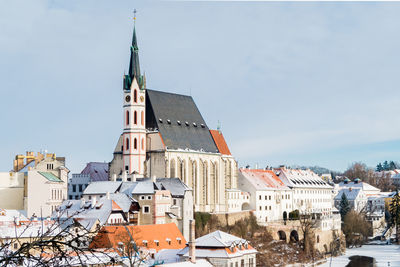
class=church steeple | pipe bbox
[124,12,144,91]
[128,26,141,83]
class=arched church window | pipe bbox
[134,138,137,150]
[134,90,137,103]
[126,111,130,126]
[134,111,137,125]
[126,138,130,150]
[141,111,144,126]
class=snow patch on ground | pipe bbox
[318,245,400,267]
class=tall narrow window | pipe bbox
[141,111,144,126]
[126,138,130,150]
[134,138,137,150]
[126,110,130,126]
[134,111,137,125]
[141,138,144,150]
[134,90,137,103]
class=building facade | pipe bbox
[109,24,239,213]
[0,151,69,218]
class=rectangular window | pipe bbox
[143,206,150,214]
[72,185,76,192]
[259,195,261,200]
[79,184,83,192]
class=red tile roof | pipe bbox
[210,130,231,155]
[90,223,186,253]
[240,169,288,189]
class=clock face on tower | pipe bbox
[125,95,131,102]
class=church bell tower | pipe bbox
[121,18,146,176]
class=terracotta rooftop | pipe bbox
[210,130,231,155]
[240,169,288,190]
[91,223,186,253]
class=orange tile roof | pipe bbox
[111,200,122,211]
[90,223,186,253]
[210,130,231,155]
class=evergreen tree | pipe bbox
[383,160,389,171]
[339,193,350,220]
[390,191,400,243]
[389,161,397,170]
[376,163,383,172]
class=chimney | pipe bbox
[106,191,110,200]
[152,175,156,183]
[112,174,117,182]
[80,198,85,208]
[91,196,97,208]
[122,171,127,182]
[189,219,196,263]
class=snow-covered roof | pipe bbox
[158,259,213,266]
[239,168,289,190]
[277,168,332,189]
[334,188,363,201]
[194,230,246,248]
[0,209,28,222]
[0,220,61,239]
[338,180,380,194]
[55,193,136,230]
[83,181,122,195]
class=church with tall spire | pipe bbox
[109,20,239,213]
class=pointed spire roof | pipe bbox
[125,24,144,90]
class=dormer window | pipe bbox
[185,121,189,126]
[154,240,159,246]
[166,238,171,245]
[159,118,163,123]
[176,237,181,244]
[193,122,197,127]
[177,120,181,125]
[142,240,148,247]
[167,119,171,124]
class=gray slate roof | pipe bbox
[156,178,191,197]
[146,89,219,153]
[81,162,109,182]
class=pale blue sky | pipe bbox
[1,0,400,173]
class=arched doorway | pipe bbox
[241,203,250,211]
[290,230,299,242]
[283,211,288,221]
[278,231,286,242]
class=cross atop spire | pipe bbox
[124,10,145,91]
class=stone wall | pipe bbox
[211,210,253,226]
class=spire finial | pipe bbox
[133,9,137,24]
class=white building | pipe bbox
[238,168,293,224]
[177,230,257,267]
[68,162,109,200]
[82,177,193,241]
[0,151,69,218]
[276,167,334,215]
[336,178,380,196]
[334,188,368,212]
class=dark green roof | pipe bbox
[38,171,63,183]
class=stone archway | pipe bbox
[278,230,287,242]
[290,230,299,242]
[241,203,250,211]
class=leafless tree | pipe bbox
[298,210,318,257]
[0,210,121,266]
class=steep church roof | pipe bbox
[146,89,219,153]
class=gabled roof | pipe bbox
[334,188,363,201]
[240,169,288,190]
[83,181,122,195]
[277,168,332,189]
[38,171,63,182]
[209,130,232,156]
[195,230,245,248]
[146,89,219,153]
[91,223,186,252]
[156,178,191,197]
[338,181,380,193]
[81,162,109,182]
